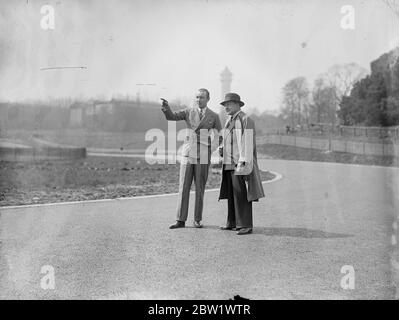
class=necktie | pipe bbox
[199,109,204,120]
[225,116,233,128]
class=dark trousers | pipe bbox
[224,170,253,229]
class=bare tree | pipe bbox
[320,63,368,125]
[382,0,399,18]
[311,77,338,125]
[280,77,310,129]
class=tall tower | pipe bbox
[219,67,232,125]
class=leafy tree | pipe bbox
[387,96,399,124]
[339,72,389,126]
[337,48,399,126]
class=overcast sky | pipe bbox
[1,0,399,112]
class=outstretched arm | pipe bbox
[161,100,187,121]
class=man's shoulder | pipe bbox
[238,111,254,126]
[240,111,253,119]
[206,107,219,117]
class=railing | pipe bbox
[276,124,399,141]
[339,125,399,139]
[258,134,399,157]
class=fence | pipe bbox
[258,134,399,157]
[281,124,399,141]
[339,126,399,139]
[0,138,86,161]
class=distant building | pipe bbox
[94,102,114,114]
[70,100,120,127]
[68,99,160,129]
[69,104,83,127]
[219,67,233,126]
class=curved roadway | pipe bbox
[0,159,398,299]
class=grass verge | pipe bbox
[0,156,275,207]
[258,143,399,167]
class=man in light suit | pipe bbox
[218,93,265,235]
[161,88,222,229]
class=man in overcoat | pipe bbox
[161,88,222,229]
[218,93,265,235]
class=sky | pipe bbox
[1,0,399,113]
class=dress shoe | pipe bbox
[169,221,185,229]
[237,228,252,235]
[220,226,236,231]
[193,221,203,228]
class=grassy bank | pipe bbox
[0,156,275,207]
[258,143,399,167]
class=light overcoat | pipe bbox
[218,110,265,202]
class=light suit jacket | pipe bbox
[162,105,222,163]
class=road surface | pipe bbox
[0,159,398,299]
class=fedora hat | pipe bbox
[220,92,245,107]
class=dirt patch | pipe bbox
[0,156,275,207]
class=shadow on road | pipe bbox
[199,225,352,238]
[255,227,353,239]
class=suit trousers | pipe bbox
[176,159,209,222]
[224,169,253,229]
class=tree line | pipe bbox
[280,47,399,129]
[0,100,284,136]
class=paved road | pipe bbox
[0,159,398,299]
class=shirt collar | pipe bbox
[230,109,241,120]
[198,106,207,113]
